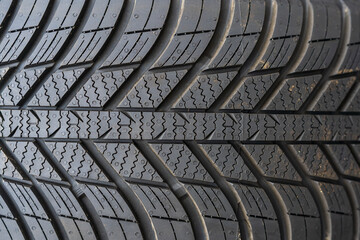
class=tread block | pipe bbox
[46,142,109,181]
[82,184,143,239]
[200,144,256,181]
[292,144,338,179]
[95,143,162,182]
[5,182,56,240]
[313,77,356,111]
[8,141,60,180]
[255,0,303,70]
[68,69,133,108]
[175,72,235,109]
[186,184,239,239]
[41,183,97,239]
[266,75,322,111]
[118,70,186,108]
[328,144,360,177]
[150,143,213,182]
[225,73,280,110]
[244,144,301,180]
[131,184,193,239]
[28,69,85,107]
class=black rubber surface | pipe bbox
[0,0,359,239]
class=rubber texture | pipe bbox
[0,0,359,240]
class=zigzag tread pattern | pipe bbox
[0,0,359,239]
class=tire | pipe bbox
[0,0,359,239]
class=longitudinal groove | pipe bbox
[102,0,185,110]
[0,139,69,240]
[80,139,158,240]
[0,0,60,95]
[278,142,332,240]
[133,140,209,240]
[56,0,136,109]
[156,0,236,111]
[0,176,35,240]
[297,0,351,113]
[17,0,96,108]
[230,141,291,240]
[253,0,314,112]
[184,141,253,240]
[207,0,278,112]
[318,144,360,240]
[33,139,109,240]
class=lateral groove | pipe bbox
[207,0,278,112]
[17,0,96,108]
[253,0,314,111]
[80,139,158,240]
[297,0,352,113]
[156,0,236,111]
[103,0,186,110]
[33,139,109,240]
[133,140,209,240]
[230,141,292,240]
[55,0,136,109]
[278,143,332,240]
[185,140,253,240]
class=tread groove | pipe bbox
[278,143,332,240]
[253,0,314,112]
[297,0,352,113]
[133,140,209,240]
[318,144,360,240]
[33,139,109,240]
[102,0,185,110]
[156,0,236,111]
[0,176,35,240]
[230,141,292,240]
[55,0,136,109]
[0,0,60,95]
[207,0,278,112]
[16,0,96,109]
[184,140,253,240]
[79,139,158,240]
[0,139,69,240]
